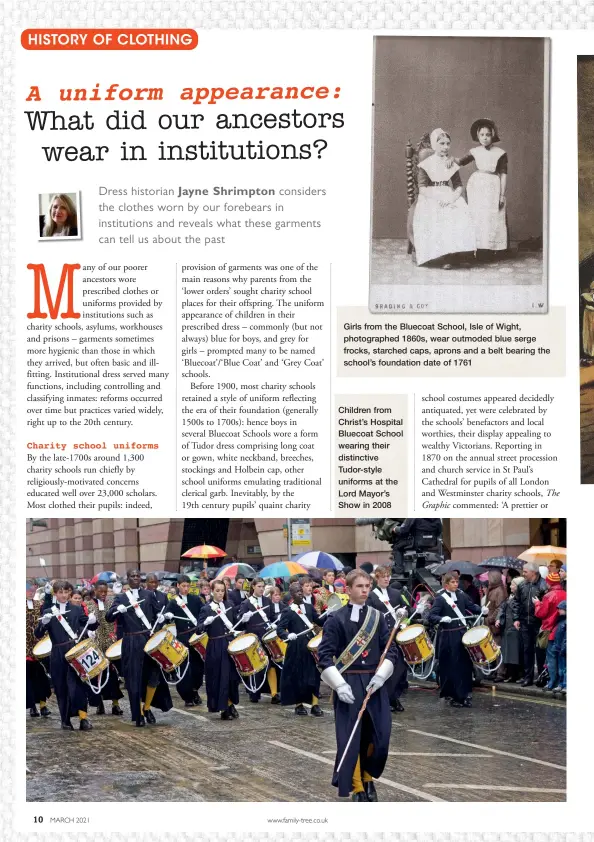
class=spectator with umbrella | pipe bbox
[482,556,523,595]
[484,569,508,681]
[512,562,548,686]
[533,571,567,692]
[496,576,524,682]
[182,544,227,573]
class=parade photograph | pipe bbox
[25,517,566,803]
[369,36,549,314]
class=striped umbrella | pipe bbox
[216,562,257,580]
[260,561,308,579]
[90,571,118,584]
[181,544,227,560]
[295,551,344,571]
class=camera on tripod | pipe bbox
[355,518,446,595]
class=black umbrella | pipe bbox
[433,561,486,577]
[482,556,523,571]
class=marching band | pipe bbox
[27,565,498,800]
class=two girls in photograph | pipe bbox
[412,119,508,269]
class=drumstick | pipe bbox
[76,619,90,644]
[124,599,145,611]
[151,610,166,635]
[228,615,247,633]
[336,620,400,775]
[293,626,316,639]
[472,601,489,627]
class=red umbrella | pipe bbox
[90,571,117,584]
[181,544,227,572]
[182,544,227,559]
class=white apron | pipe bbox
[466,146,508,251]
[413,155,475,266]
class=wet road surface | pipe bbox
[27,683,566,802]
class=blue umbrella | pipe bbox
[91,570,118,584]
[260,561,308,579]
[294,551,344,571]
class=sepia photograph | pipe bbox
[369,37,549,314]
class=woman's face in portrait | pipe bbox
[50,198,70,226]
[435,135,451,156]
[477,127,494,147]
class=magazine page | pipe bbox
[4,5,587,838]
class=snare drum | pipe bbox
[396,624,434,665]
[105,640,122,662]
[189,632,209,660]
[307,632,323,664]
[144,628,188,673]
[65,638,109,682]
[262,629,287,664]
[227,633,268,677]
[462,625,500,667]
[32,635,52,660]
